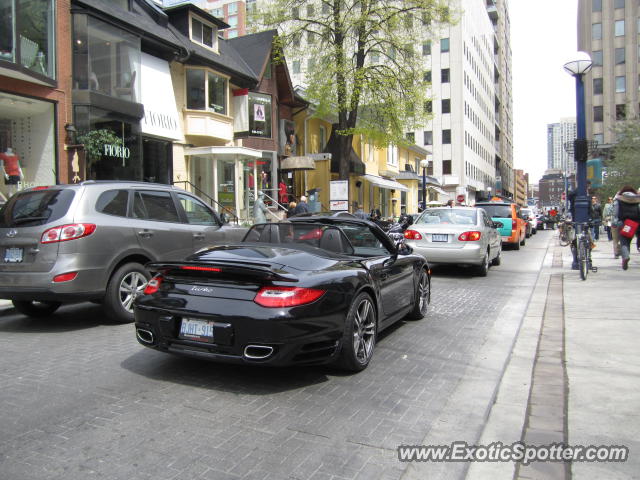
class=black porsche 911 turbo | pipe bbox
[134,214,431,372]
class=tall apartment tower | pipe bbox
[547,117,577,173]
[201,0,248,38]
[578,0,639,149]
[406,0,502,202]
[488,0,514,199]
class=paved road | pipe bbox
[0,232,553,480]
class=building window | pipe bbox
[593,133,604,145]
[442,160,452,175]
[616,104,626,120]
[593,77,603,95]
[2,0,55,78]
[424,70,431,82]
[186,69,227,115]
[227,2,238,14]
[592,50,603,66]
[616,75,626,92]
[593,0,602,11]
[442,99,451,114]
[228,15,238,27]
[191,16,217,51]
[73,15,140,100]
[441,68,450,83]
[227,30,238,39]
[319,126,326,151]
[614,0,624,9]
[424,131,433,145]
[593,106,603,122]
[422,41,431,56]
[406,132,415,143]
[424,100,432,113]
[615,20,624,37]
[592,23,602,40]
[615,47,625,64]
[440,38,450,53]
[442,129,451,144]
[292,60,300,73]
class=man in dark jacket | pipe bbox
[591,196,603,240]
[294,195,309,215]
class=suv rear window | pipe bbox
[0,189,75,227]
[476,204,512,219]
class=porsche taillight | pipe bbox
[254,286,325,308]
[41,223,97,243]
[143,275,163,295]
[458,231,482,241]
[404,229,423,240]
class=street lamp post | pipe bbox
[563,54,593,224]
[420,159,429,211]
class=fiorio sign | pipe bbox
[143,110,179,132]
[104,144,131,166]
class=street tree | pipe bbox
[255,0,455,179]
[602,120,640,197]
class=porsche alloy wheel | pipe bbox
[336,292,377,372]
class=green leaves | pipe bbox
[77,129,123,167]
[602,120,640,197]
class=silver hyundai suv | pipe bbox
[0,181,248,322]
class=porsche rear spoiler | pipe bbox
[146,260,299,283]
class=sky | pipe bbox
[510,0,579,184]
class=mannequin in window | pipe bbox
[253,191,269,224]
[0,147,24,195]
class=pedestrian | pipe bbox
[294,195,309,215]
[353,203,368,220]
[612,185,640,270]
[602,196,614,241]
[253,191,269,224]
[278,180,288,205]
[590,196,602,241]
[286,201,297,218]
[446,199,454,208]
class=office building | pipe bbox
[547,117,577,174]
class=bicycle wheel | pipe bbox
[578,238,588,280]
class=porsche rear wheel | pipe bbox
[336,292,377,372]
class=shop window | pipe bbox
[0,0,55,79]
[186,68,228,115]
[191,15,218,51]
[73,15,140,102]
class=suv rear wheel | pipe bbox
[105,262,150,324]
[12,300,62,317]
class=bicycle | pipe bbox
[558,220,574,247]
[573,221,598,280]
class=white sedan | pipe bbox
[404,207,502,276]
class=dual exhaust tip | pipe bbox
[136,328,274,361]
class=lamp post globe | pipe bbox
[420,159,429,211]
[564,52,593,224]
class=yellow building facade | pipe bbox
[292,111,428,219]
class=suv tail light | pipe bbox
[41,223,97,243]
[458,231,482,241]
[404,229,423,240]
[143,275,163,295]
[512,219,517,230]
[254,286,325,308]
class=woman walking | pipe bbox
[613,186,640,270]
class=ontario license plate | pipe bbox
[179,318,214,343]
[431,234,448,242]
[4,247,23,263]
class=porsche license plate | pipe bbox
[431,234,448,242]
[179,318,214,342]
[4,247,23,263]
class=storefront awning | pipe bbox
[362,174,409,192]
[184,146,264,159]
[280,156,315,170]
[427,186,449,196]
[140,53,182,141]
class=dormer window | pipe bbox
[191,15,218,52]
